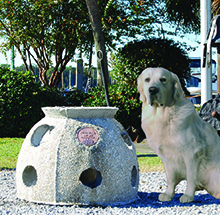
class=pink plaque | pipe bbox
[77,127,99,146]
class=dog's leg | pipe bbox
[159,181,175,201]
[179,155,198,203]
[180,181,196,203]
[159,164,176,201]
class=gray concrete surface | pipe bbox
[134,140,156,155]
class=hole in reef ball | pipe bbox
[121,130,132,146]
[79,168,102,189]
[22,165,37,187]
[131,165,138,188]
[31,124,54,147]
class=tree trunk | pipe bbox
[85,0,109,86]
[39,67,49,86]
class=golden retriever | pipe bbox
[137,67,220,203]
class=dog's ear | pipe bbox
[172,73,184,102]
[137,72,146,102]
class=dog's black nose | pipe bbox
[149,86,159,95]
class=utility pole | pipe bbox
[201,0,212,105]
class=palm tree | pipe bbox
[163,0,220,31]
[212,0,220,14]
[163,0,200,33]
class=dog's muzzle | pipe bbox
[149,86,159,95]
[149,86,163,106]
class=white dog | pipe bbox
[137,67,220,203]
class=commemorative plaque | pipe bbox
[77,127,99,146]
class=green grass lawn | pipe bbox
[0,138,23,169]
[137,153,164,172]
[0,138,164,172]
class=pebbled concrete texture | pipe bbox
[16,107,139,206]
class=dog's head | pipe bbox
[137,68,184,107]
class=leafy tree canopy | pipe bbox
[0,0,158,87]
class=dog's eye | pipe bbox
[145,78,150,82]
[160,78,166,83]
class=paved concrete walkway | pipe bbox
[133,139,156,154]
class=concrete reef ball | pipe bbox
[16,107,139,206]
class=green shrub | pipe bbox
[0,66,87,137]
[0,67,41,137]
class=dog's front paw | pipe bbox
[180,194,194,203]
[159,193,173,202]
